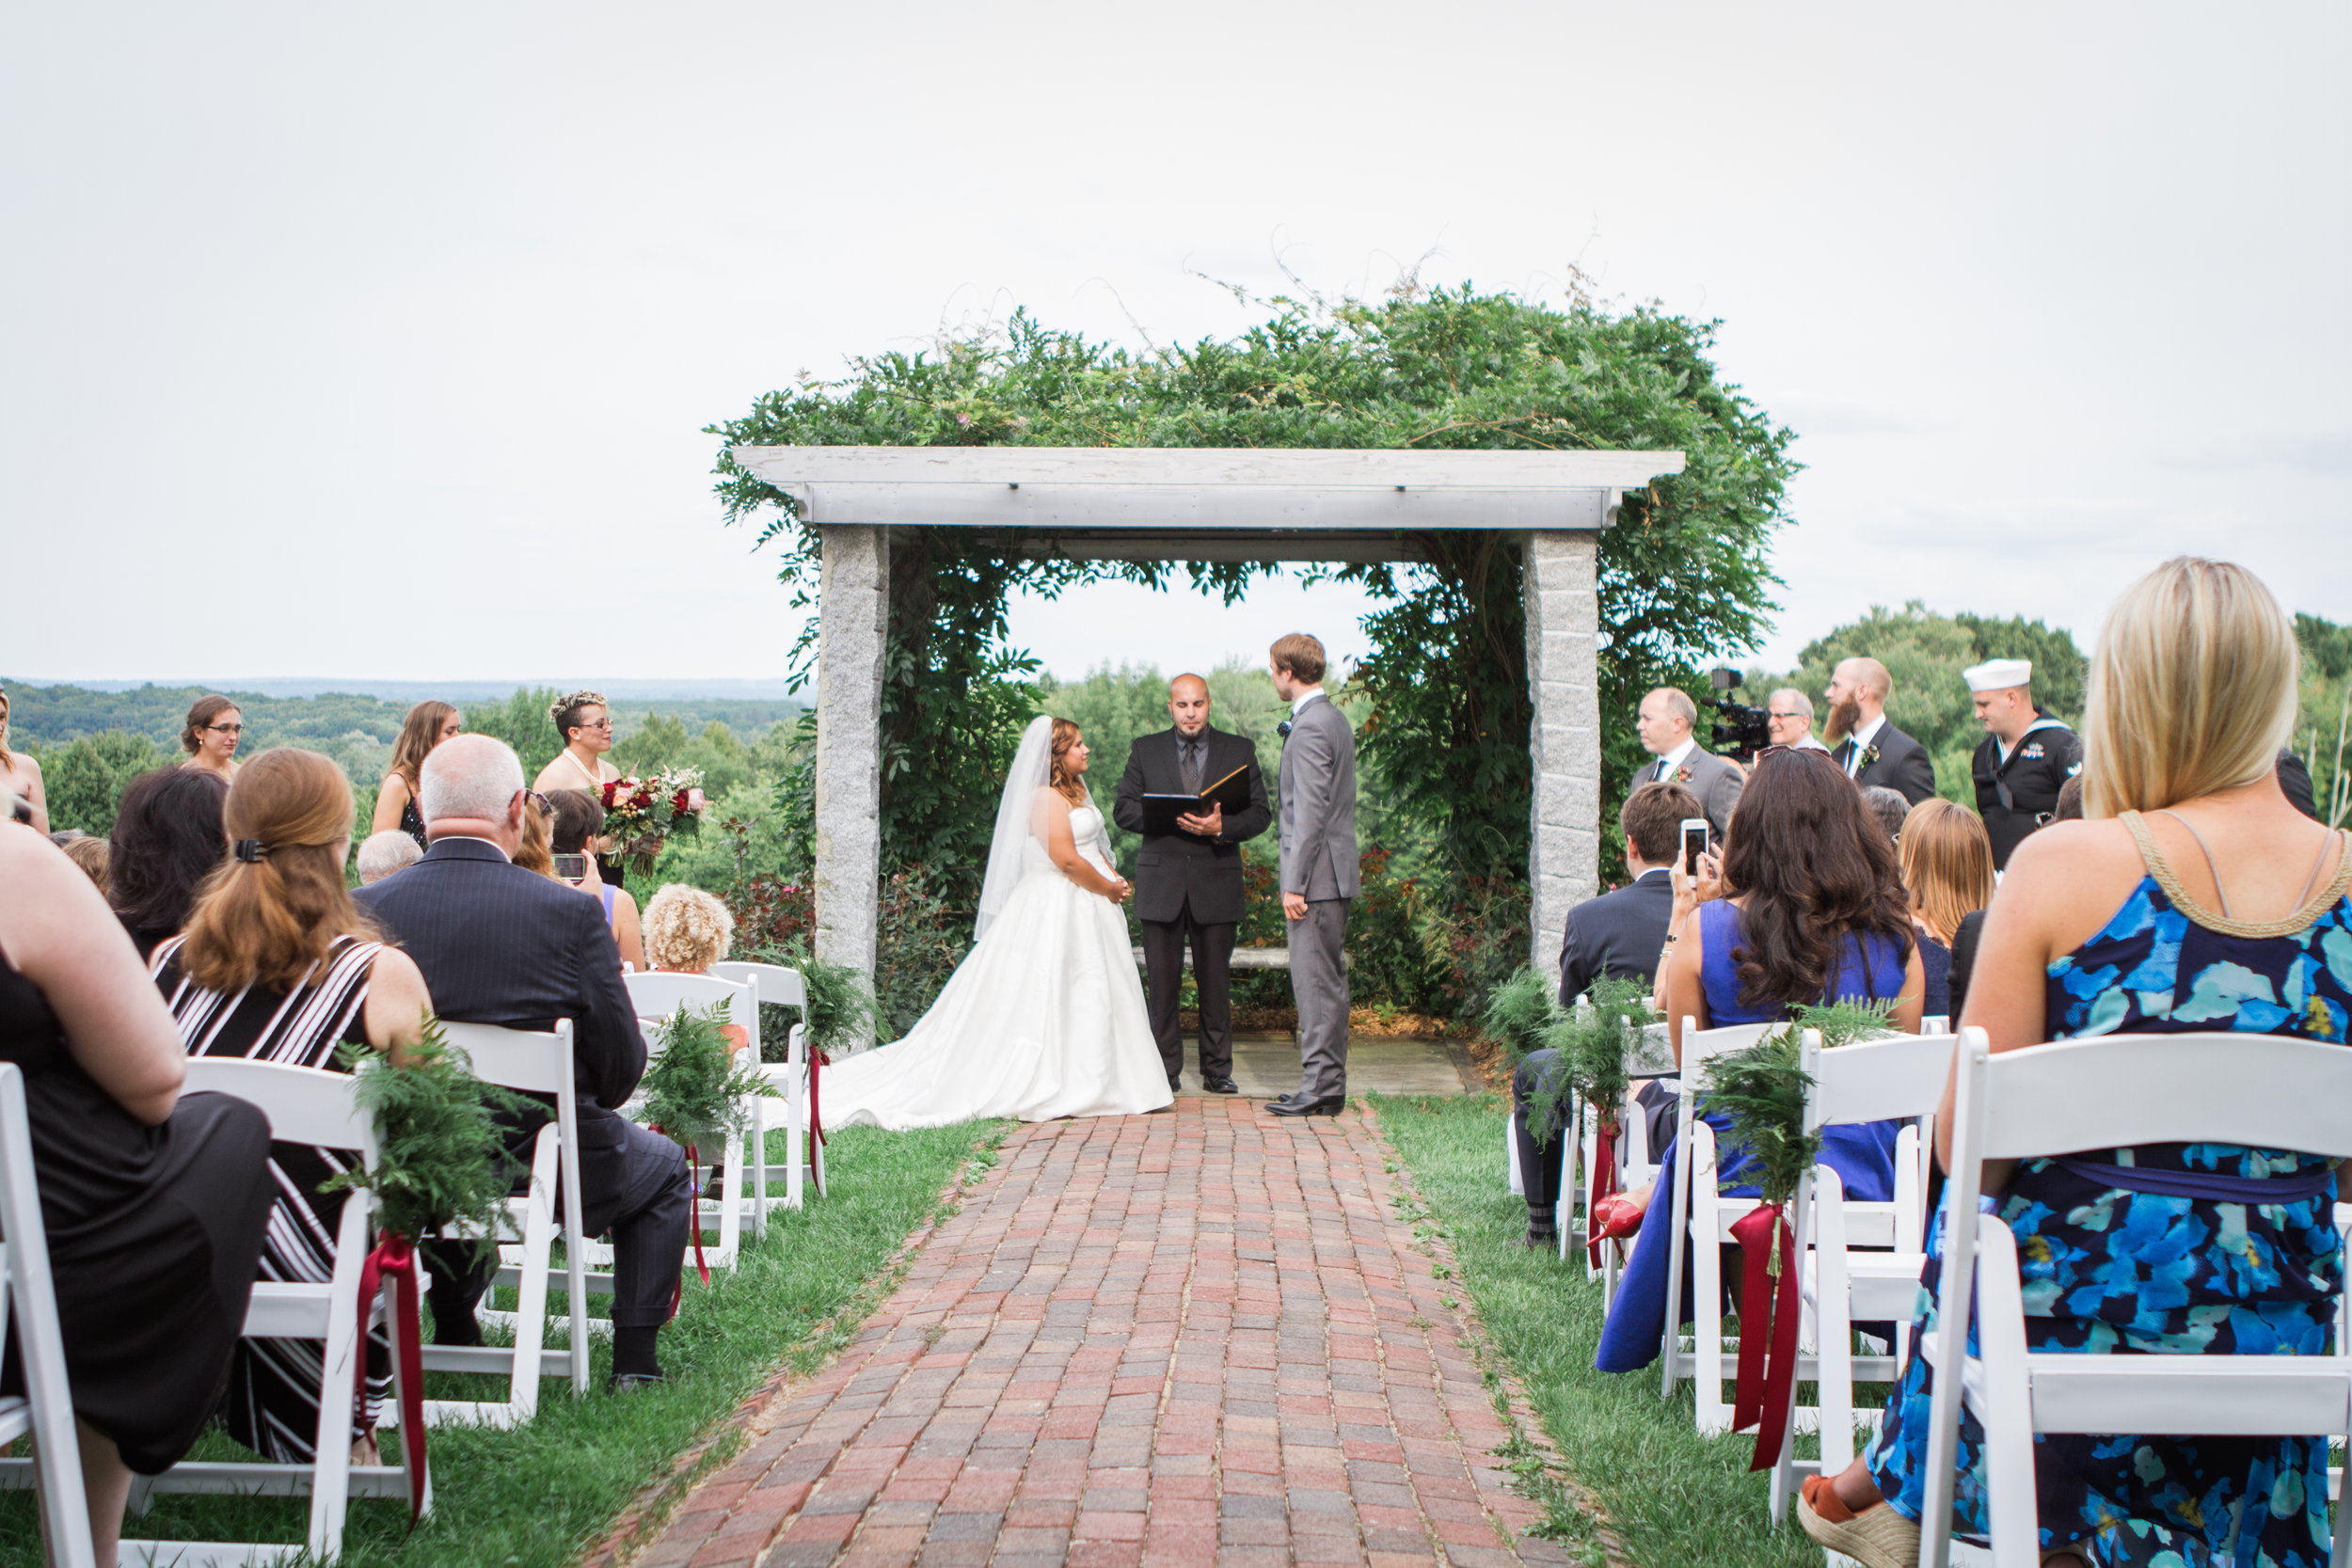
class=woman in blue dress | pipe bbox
[1593,744,1924,1372]
[1800,556,2347,1568]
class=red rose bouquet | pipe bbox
[599,767,707,873]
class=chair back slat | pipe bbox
[710,959,807,1009]
[182,1057,376,1160]
[1807,1032,1958,1131]
[1976,1032,2352,1161]
[438,1020,574,1098]
[625,972,751,1026]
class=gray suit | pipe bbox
[1279,692,1358,1100]
[1638,745,1743,838]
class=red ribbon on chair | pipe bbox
[806,1046,829,1198]
[1585,1118,1618,1269]
[1727,1202,1802,1471]
[684,1143,710,1287]
[354,1230,428,1525]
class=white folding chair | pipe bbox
[0,1063,98,1568]
[1566,1020,1678,1301]
[121,1057,429,1564]
[1920,1030,2352,1568]
[711,960,823,1211]
[622,971,759,1271]
[419,1021,592,1425]
[1765,1029,1953,1522]
[1658,1018,1774,1427]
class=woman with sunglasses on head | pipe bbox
[533,690,625,884]
[180,695,243,782]
[0,688,48,832]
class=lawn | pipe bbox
[1367,1092,1824,1568]
[0,1120,1004,1568]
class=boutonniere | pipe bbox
[1673,765,1694,785]
[1862,744,1881,769]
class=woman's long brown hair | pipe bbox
[1048,719,1088,805]
[1719,747,1915,1015]
[179,749,381,993]
[389,700,458,792]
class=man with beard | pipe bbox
[1966,657,2083,869]
[1822,657,1937,805]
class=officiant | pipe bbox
[1113,673,1272,1096]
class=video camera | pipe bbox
[1706,667,1772,763]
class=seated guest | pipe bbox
[152,749,432,1465]
[59,833,109,895]
[1801,558,2345,1568]
[355,829,421,885]
[0,687,49,832]
[180,694,243,782]
[356,735,688,1390]
[512,788,556,878]
[1512,781,1701,1248]
[370,700,461,850]
[1897,799,1995,1021]
[1594,746,1922,1375]
[549,789,644,972]
[1862,785,1910,844]
[0,822,273,1562]
[109,767,230,958]
[643,883,746,1051]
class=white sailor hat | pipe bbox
[1963,658,2033,692]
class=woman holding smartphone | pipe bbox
[548,789,641,972]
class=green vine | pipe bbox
[319,1019,532,1256]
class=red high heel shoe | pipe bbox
[1590,1191,1646,1243]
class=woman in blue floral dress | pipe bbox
[1800,557,2349,1568]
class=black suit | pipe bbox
[1838,721,1939,806]
[1110,726,1272,1082]
[356,837,689,1332]
[1518,868,1677,1222]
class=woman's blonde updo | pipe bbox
[178,748,377,992]
[1048,718,1087,805]
[548,689,609,740]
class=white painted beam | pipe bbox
[782,482,1610,531]
[735,444,1686,493]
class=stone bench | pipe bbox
[1129,946,1344,971]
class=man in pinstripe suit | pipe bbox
[356,735,690,1389]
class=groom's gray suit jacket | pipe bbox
[1279,694,1359,900]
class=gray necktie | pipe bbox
[1181,736,1204,796]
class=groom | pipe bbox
[1266,632,1359,1118]
[1113,673,1272,1095]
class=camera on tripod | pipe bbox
[1706,667,1772,763]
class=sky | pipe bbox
[6,4,2347,689]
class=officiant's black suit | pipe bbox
[1112,726,1272,1085]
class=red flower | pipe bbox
[671,788,691,813]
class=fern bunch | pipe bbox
[1698,1000,1900,1208]
[640,1003,779,1150]
[768,937,887,1057]
[1481,966,1562,1073]
[320,1018,532,1255]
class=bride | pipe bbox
[819,715,1174,1130]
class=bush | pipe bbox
[1345,846,1438,1013]
[1422,870,1533,1021]
[39,731,163,835]
[873,863,970,1039]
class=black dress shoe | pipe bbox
[1267,1094,1343,1117]
[1202,1076,1239,1095]
[1168,1074,1183,1093]
[608,1371,667,1393]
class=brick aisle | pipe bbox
[625,1099,1566,1568]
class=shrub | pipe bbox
[873,863,970,1038]
[1422,870,1534,1021]
[39,730,163,835]
[1345,846,1438,1013]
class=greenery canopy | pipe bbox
[708,281,1798,891]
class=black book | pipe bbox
[1138,763,1253,837]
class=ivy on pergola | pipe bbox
[707,284,1796,891]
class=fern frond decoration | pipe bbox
[1481,966,1561,1073]
[1698,1000,1901,1208]
[641,1003,779,1150]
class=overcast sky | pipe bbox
[7,4,2347,689]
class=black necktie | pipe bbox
[1181,737,1203,795]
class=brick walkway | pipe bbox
[625,1099,1565,1568]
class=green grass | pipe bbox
[0,1120,1005,1568]
[1367,1092,1821,1568]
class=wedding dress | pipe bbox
[819,718,1174,1131]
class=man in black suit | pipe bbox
[1515,782,1701,1247]
[1111,673,1272,1095]
[1823,657,1938,805]
[355,735,690,1389]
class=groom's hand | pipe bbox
[1176,805,1222,837]
[1281,891,1308,921]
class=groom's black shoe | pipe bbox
[1267,1094,1344,1117]
[1168,1073,1183,1094]
[1202,1075,1239,1095]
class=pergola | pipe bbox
[729,445,1689,982]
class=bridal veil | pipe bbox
[974,714,1056,940]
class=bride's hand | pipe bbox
[1105,877,1132,906]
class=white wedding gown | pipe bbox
[820,797,1174,1130]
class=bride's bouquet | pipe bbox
[599,767,707,873]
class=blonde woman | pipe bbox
[533,690,621,797]
[0,686,48,832]
[370,701,460,847]
[642,883,740,1050]
[1802,558,2350,1568]
[180,695,242,781]
[1894,797,1996,1020]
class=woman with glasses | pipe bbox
[179,695,243,782]
[0,688,48,832]
[534,690,625,884]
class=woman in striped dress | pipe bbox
[151,748,431,1463]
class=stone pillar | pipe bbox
[812,524,887,994]
[1523,531,1602,974]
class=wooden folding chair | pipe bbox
[0,1062,97,1568]
[710,960,821,1210]
[421,1020,592,1424]
[1920,1029,2352,1567]
[622,971,759,1271]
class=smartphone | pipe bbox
[1678,817,1710,875]
[553,852,588,882]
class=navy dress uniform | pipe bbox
[1966,657,2084,870]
